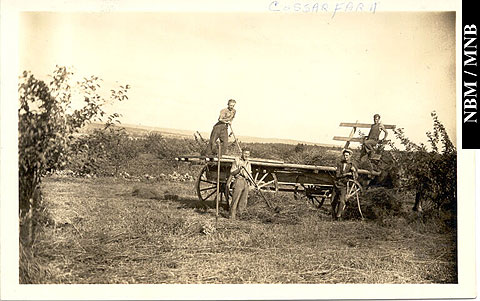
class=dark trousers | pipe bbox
[207,123,228,156]
[363,138,378,152]
[230,177,249,219]
[360,138,378,162]
[331,186,347,218]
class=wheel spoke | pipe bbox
[200,185,217,192]
[257,179,275,189]
[346,181,361,200]
[347,186,354,196]
[348,187,358,196]
[200,179,217,185]
[203,190,216,200]
[258,173,268,183]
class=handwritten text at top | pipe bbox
[269,1,378,18]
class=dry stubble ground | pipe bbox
[32,175,457,284]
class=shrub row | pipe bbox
[64,128,342,178]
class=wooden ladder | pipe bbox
[333,122,396,149]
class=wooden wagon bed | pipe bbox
[176,154,378,208]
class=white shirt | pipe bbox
[231,157,252,179]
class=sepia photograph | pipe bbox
[0,0,476,300]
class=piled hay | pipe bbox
[131,186,162,200]
[163,191,180,201]
[131,185,185,203]
[403,207,457,234]
[362,187,402,219]
[343,187,402,222]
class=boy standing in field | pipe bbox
[331,148,358,221]
[206,99,236,156]
[229,149,251,219]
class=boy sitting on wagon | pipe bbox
[360,113,388,161]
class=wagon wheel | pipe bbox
[293,184,316,208]
[294,184,325,208]
[412,189,437,213]
[346,179,364,219]
[293,184,306,201]
[224,171,278,206]
[310,194,327,209]
[196,165,224,203]
[251,170,278,193]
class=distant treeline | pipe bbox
[65,126,343,177]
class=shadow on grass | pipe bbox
[171,196,230,213]
[130,186,229,214]
[130,186,337,224]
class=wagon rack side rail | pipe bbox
[175,155,380,175]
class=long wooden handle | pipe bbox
[229,124,243,153]
[215,144,221,225]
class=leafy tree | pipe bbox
[18,66,129,246]
[143,132,169,158]
[387,112,456,212]
[68,127,141,176]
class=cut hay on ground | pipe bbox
[25,176,457,284]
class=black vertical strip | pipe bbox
[462,2,479,149]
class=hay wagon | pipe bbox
[176,120,394,211]
[175,155,379,210]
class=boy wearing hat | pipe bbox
[331,148,358,220]
[206,99,236,156]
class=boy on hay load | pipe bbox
[206,99,236,157]
[360,113,388,160]
[331,148,358,221]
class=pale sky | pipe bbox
[19,11,456,146]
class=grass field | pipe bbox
[31,175,457,284]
